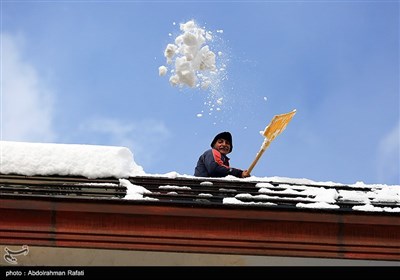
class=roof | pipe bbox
[1,173,399,262]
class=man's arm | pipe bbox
[204,149,244,178]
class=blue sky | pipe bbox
[1,0,399,185]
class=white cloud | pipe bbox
[79,117,171,168]
[1,33,56,142]
[377,121,400,184]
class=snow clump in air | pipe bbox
[159,20,220,90]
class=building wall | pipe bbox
[1,245,399,266]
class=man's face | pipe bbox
[213,138,231,155]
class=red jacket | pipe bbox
[194,148,243,178]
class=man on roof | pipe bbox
[194,131,251,178]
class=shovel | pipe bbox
[247,109,297,174]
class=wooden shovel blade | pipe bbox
[263,109,296,141]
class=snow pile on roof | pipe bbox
[222,181,400,213]
[159,20,225,90]
[120,179,157,201]
[0,141,145,179]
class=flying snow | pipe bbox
[159,20,230,119]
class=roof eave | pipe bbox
[1,196,399,261]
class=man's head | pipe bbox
[211,131,233,154]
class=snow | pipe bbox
[159,20,219,90]
[120,179,157,201]
[158,20,229,118]
[1,140,399,213]
[0,140,145,179]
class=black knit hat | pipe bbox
[210,131,233,152]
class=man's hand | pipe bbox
[241,170,251,178]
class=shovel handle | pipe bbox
[247,140,271,173]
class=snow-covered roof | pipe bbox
[1,141,399,213]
